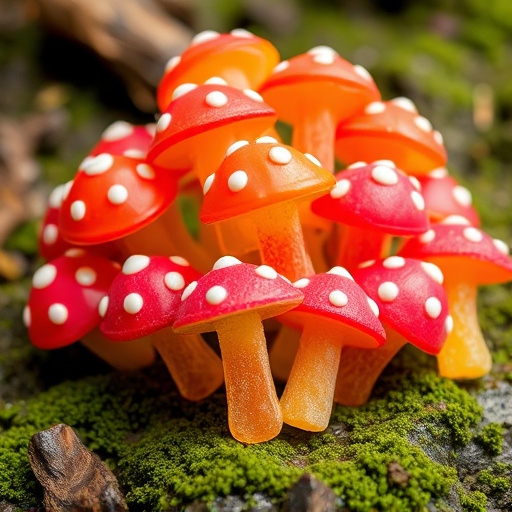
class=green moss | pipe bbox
[475,423,505,456]
[476,469,510,495]
[458,487,488,512]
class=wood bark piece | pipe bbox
[283,474,337,512]
[28,424,128,512]
[33,0,193,111]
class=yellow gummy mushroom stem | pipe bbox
[437,280,492,379]
[334,329,407,406]
[152,327,224,402]
[215,312,282,444]
[280,320,342,432]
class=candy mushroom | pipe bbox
[200,140,336,281]
[399,217,512,379]
[334,257,450,406]
[311,161,430,271]
[157,29,279,112]
[335,98,447,174]
[24,250,155,370]
[100,255,224,401]
[279,267,385,431]
[173,256,304,444]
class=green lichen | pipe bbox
[475,423,505,456]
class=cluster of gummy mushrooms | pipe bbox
[24,29,512,444]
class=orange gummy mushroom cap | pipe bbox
[158,30,280,112]
[336,98,447,174]
[200,140,336,224]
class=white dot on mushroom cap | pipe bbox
[353,65,372,82]
[205,91,228,108]
[169,256,190,266]
[156,113,172,132]
[372,166,398,186]
[49,184,66,208]
[441,215,471,225]
[411,191,425,211]
[33,264,57,289]
[102,121,133,141]
[145,123,156,136]
[329,290,348,307]
[434,131,444,145]
[181,281,197,301]
[378,282,399,302]
[48,303,68,325]
[204,77,228,86]
[231,28,253,38]
[308,45,337,55]
[206,285,227,305]
[172,83,198,101]
[164,271,185,291]
[228,170,248,192]
[75,267,97,287]
[327,266,355,281]
[243,89,264,102]
[425,297,442,319]
[358,260,375,268]
[414,116,433,132]
[256,136,278,144]
[269,146,292,164]
[365,102,386,115]
[123,149,146,159]
[313,52,335,65]
[65,248,85,258]
[493,239,509,255]
[79,157,94,172]
[429,167,448,179]
[255,265,278,279]
[70,201,86,221]
[368,297,380,317]
[108,184,129,205]
[273,61,289,73]
[123,255,150,275]
[463,227,484,243]
[452,186,472,207]
[136,163,155,179]
[304,153,322,167]
[391,97,418,113]
[409,176,422,191]
[330,179,350,199]
[23,306,31,327]
[347,161,367,169]
[203,174,215,195]
[165,55,181,73]
[421,262,444,285]
[445,315,454,334]
[419,229,436,244]
[191,30,220,46]
[62,181,73,201]
[124,293,144,314]
[293,278,310,288]
[43,224,58,245]
[226,140,249,157]
[82,153,114,176]
[373,159,396,168]
[98,296,109,317]
[213,256,242,270]
[383,256,406,269]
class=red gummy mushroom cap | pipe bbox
[24,250,120,349]
[59,154,177,245]
[100,255,201,341]
[335,98,447,174]
[281,267,386,349]
[88,121,156,160]
[148,83,276,171]
[173,256,303,335]
[157,29,279,112]
[311,161,430,235]
[353,257,450,354]
[200,140,336,224]
[399,216,512,285]
[417,174,480,226]
[260,47,380,125]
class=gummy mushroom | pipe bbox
[157,29,279,112]
[335,98,447,174]
[200,140,336,281]
[173,256,304,444]
[399,217,512,379]
[335,257,450,406]
[260,46,380,172]
[24,250,155,371]
[279,267,385,431]
[100,255,224,401]
[311,161,430,271]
